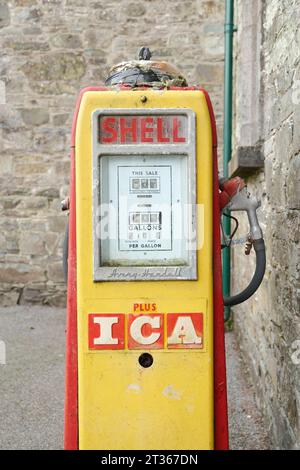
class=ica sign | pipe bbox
[89,311,204,350]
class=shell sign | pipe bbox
[88,312,203,350]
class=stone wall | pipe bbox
[232,0,300,449]
[0,0,225,307]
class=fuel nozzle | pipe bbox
[220,177,266,307]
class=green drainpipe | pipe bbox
[223,0,235,321]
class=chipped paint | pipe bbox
[162,385,182,400]
[126,383,142,394]
[185,404,195,414]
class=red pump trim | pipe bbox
[64,144,78,450]
[202,89,229,450]
[64,87,106,450]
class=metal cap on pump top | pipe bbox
[105,47,188,88]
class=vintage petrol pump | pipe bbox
[64,49,266,450]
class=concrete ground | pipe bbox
[225,330,271,450]
[0,306,271,450]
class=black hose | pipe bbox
[223,239,266,306]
